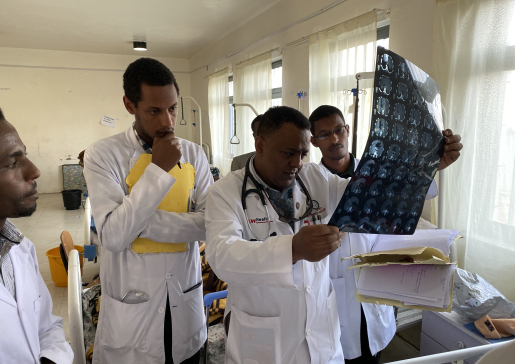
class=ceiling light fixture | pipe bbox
[133,41,147,51]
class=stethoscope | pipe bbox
[242,157,319,241]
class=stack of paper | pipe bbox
[370,229,459,256]
[344,229,460,311]
[357,264,454,309]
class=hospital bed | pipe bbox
[67,214,464,363]
[68,249,87,364]
[69,254,502,364]
[68,247,506,364]
[387,341,511,364]
[67,247,227,364]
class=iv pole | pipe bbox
[352,72,374,156]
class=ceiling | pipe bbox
[0,0,280,59]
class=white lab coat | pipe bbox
[0,234,73,364]
[83,127,212,364]
[206,162,350,364]
[326,158,438,359]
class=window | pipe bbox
[377,24,390,49]
[271,60,283,106]
[308,14,389,163]
[337,23,390,159]
[228,75,234,104]
[228,60,282,154]
[492,53,515,226]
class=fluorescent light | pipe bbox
[133,41,147,51]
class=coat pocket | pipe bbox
[173,283,205,340]
[226,305,282,364]
[101,292,150,350]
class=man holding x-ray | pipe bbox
[205,105,462,364]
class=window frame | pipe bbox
[272,59,282,100]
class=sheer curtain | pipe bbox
[434,0,515,300]
[308,11,379,163]
[233,53,272,157]
[208,69,231,176]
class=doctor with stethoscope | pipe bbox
[205,106,352,364]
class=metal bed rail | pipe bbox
[386,341,511,364]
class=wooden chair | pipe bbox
[59,230,75,274]
[199,242,206,254]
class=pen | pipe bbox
[183,281,201,294]
[178,162,181,169]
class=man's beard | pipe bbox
[18,202,37,217]
[17,182,38,217]
[328,144,347,160]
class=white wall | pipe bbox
[0,48,192,193]
[189,0,437,220]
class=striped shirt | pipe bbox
[132,122,152,154]
[0,220,23,300]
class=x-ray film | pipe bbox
[328,47,445,235]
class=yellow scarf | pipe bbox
[126,154,195,253]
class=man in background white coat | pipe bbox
[0,108,73,364]
[309,105,462,363]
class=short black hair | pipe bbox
[123,58,180,107]
[251,114,263,133]
[257,106,310,138]
[0,108,5,121]
[309,105,345,134]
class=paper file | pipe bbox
[356,264,454,309]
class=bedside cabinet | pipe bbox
[420,311,490,364]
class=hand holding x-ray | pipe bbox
[438,129,463,170]
[292,225,345,263]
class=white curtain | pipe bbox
[434,0,515,300]
[308,11,379,163]
[233,53,272,157]
[208,69,231,176]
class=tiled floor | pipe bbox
[10,193,100,341]
[11,192,420,362]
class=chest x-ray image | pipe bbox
[328,47,445,234]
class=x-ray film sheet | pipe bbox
[328,47,445,235]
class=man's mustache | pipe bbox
[22,182,38,198]
[329,143,344,151]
